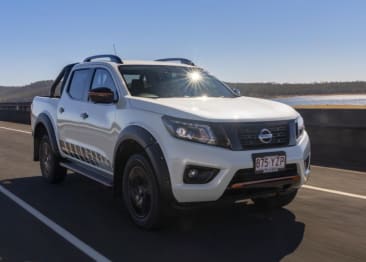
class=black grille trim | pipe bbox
[238,122,290,149]
[222,120,292,150]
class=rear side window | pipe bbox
[68,69,93,101]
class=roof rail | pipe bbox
[84,54,123,64]
[155,58,195,66]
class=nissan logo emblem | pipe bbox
[258,128,273,144]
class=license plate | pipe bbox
[253,153,286,174]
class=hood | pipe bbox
[128,96,299,122]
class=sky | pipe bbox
[0,0,366,86]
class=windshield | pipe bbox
[119,65,235,98]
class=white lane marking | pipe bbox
[0,126,31,134]
[303,185,366,200]
[0,185,111,262]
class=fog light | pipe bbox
[183,166,219,184]
[187,169,199,179]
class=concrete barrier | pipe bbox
[297,108,366,172]
[0,103,364,171]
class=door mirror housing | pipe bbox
[89,87,115,104]
[231,87,241,96]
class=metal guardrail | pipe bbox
[0,102,31,124]
[0,102,31,111]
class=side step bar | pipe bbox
[60,161,113,187]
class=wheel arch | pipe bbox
[113,125,175,205]
[33,113,60,161]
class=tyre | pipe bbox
[39,134,66,184]
[252,189,298,209]
[122,153,163,229]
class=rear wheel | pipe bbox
[252,190,298,209]
[39,135,66,184]
[122,154,163,229]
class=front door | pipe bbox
[77,68,119,173]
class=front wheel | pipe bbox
[39,135,66,184]
[122,154,163,229]
[252,190,298,209]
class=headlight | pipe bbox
[162,116,230,148]
[295,115,305,140]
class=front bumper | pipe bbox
[163,131,311,203]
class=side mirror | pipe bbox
[232,87,241,96]
[89,87,115,104]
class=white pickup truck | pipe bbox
[31,55,311,228]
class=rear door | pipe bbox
[57,68,94,163]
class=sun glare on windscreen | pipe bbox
[188,71,202,82]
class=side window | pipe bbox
[68,69,93,101]
[91,69,118,99]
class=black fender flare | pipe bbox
[113,125,176,205]
[33,113,60,161]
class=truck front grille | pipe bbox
[237,121,290,149]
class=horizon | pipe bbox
[1,0,366,85]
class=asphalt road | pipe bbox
[0,121,365,262]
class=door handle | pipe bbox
[59,107,64,114]
[80,112,89,119]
